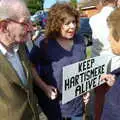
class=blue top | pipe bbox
[101,68,120,120]
[29,34,86,117]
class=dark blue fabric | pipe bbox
[101,68,120,120]
[29,34,86,118]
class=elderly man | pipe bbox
[0,0,47,120]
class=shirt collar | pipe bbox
[0,43,19,56]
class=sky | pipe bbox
[44,0,80,9]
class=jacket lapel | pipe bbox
[0,44,31,88]
[0,53,22,86]
[18,44,32,87]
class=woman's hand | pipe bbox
[44,85,57,100]
[83,92,90,105]
[31,65,58,100]
[100,74,116,86]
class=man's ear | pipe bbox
[0,21,8,33]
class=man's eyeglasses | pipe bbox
[0,18,33,35]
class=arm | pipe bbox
[31,65,57,100]
[29,43,58,100]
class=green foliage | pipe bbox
[25,0,44,15]
[70,0,77,8]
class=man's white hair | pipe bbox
[0,0,30,21]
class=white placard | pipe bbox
[62,55,109,104]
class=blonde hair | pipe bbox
[107,8,120,41]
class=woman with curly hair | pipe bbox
[29,2,89,120]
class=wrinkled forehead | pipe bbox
[9,8,30,22]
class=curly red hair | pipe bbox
[45,2,80,40]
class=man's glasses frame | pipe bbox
[0,18,33,35]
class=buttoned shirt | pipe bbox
[0,43,27,85]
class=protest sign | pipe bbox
[62,55,109,104]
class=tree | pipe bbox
[70,0,77,8]
[25,0,44,15]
